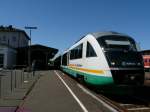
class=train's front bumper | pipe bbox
[111,69,145,85]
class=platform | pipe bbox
[16,70,110,112]
[15,70,150,112]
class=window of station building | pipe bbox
[0,37,1,41]
[70,44,83,60]
[2,36,6,41]
[86,42,97,57]
[12,36,16,42]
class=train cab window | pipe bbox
[97,36,137,51]
[70,44,83,59]
[86,42,97,57]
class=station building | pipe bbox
[0,25,29,68]
[0,25,58,70]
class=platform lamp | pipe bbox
[25,26,37,71]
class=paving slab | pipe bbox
[0,99,21,107]
[0,107,16,112]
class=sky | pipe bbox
[0,0,150,52]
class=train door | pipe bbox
[83,41,99,83]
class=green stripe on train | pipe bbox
[62,67,114,85]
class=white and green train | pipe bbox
[60,32,144,86]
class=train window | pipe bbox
[0,54,4,67]
[97,36,137,51]
[78,44,83,58]
[70,44,83,59]
[86,42,97,57]
[145,59,147,63]
[70,50,74,59]
[62,53,67,66]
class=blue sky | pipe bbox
[0,0,150,52]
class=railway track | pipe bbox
[114,96,150,112]
[119,103,150,112]
[81,84,150,112]
[97,88,150,112]
[61,71,150,112]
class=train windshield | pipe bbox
[97,35,137,51]
[97,35,143,68]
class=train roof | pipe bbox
[63,31,133,53]
[75,31,131,44]
[91,31,130,39]
[141,50,150,55]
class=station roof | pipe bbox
[18,44,58,59]
[0,25,30,40]
[30,44,59,59]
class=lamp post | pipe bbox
[25,26,37,71]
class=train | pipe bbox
[58,32,145,86]
[140,50,150,72]
[143,55,150,71]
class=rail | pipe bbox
[94,87,150,112]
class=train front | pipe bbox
[97,35,145,85]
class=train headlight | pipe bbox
[130,76,135,80]
[111,62,115,66]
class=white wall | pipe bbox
[0,45,6,67]
[0,31,29,48]
[0,30,29,68]
[0,45,17,68]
